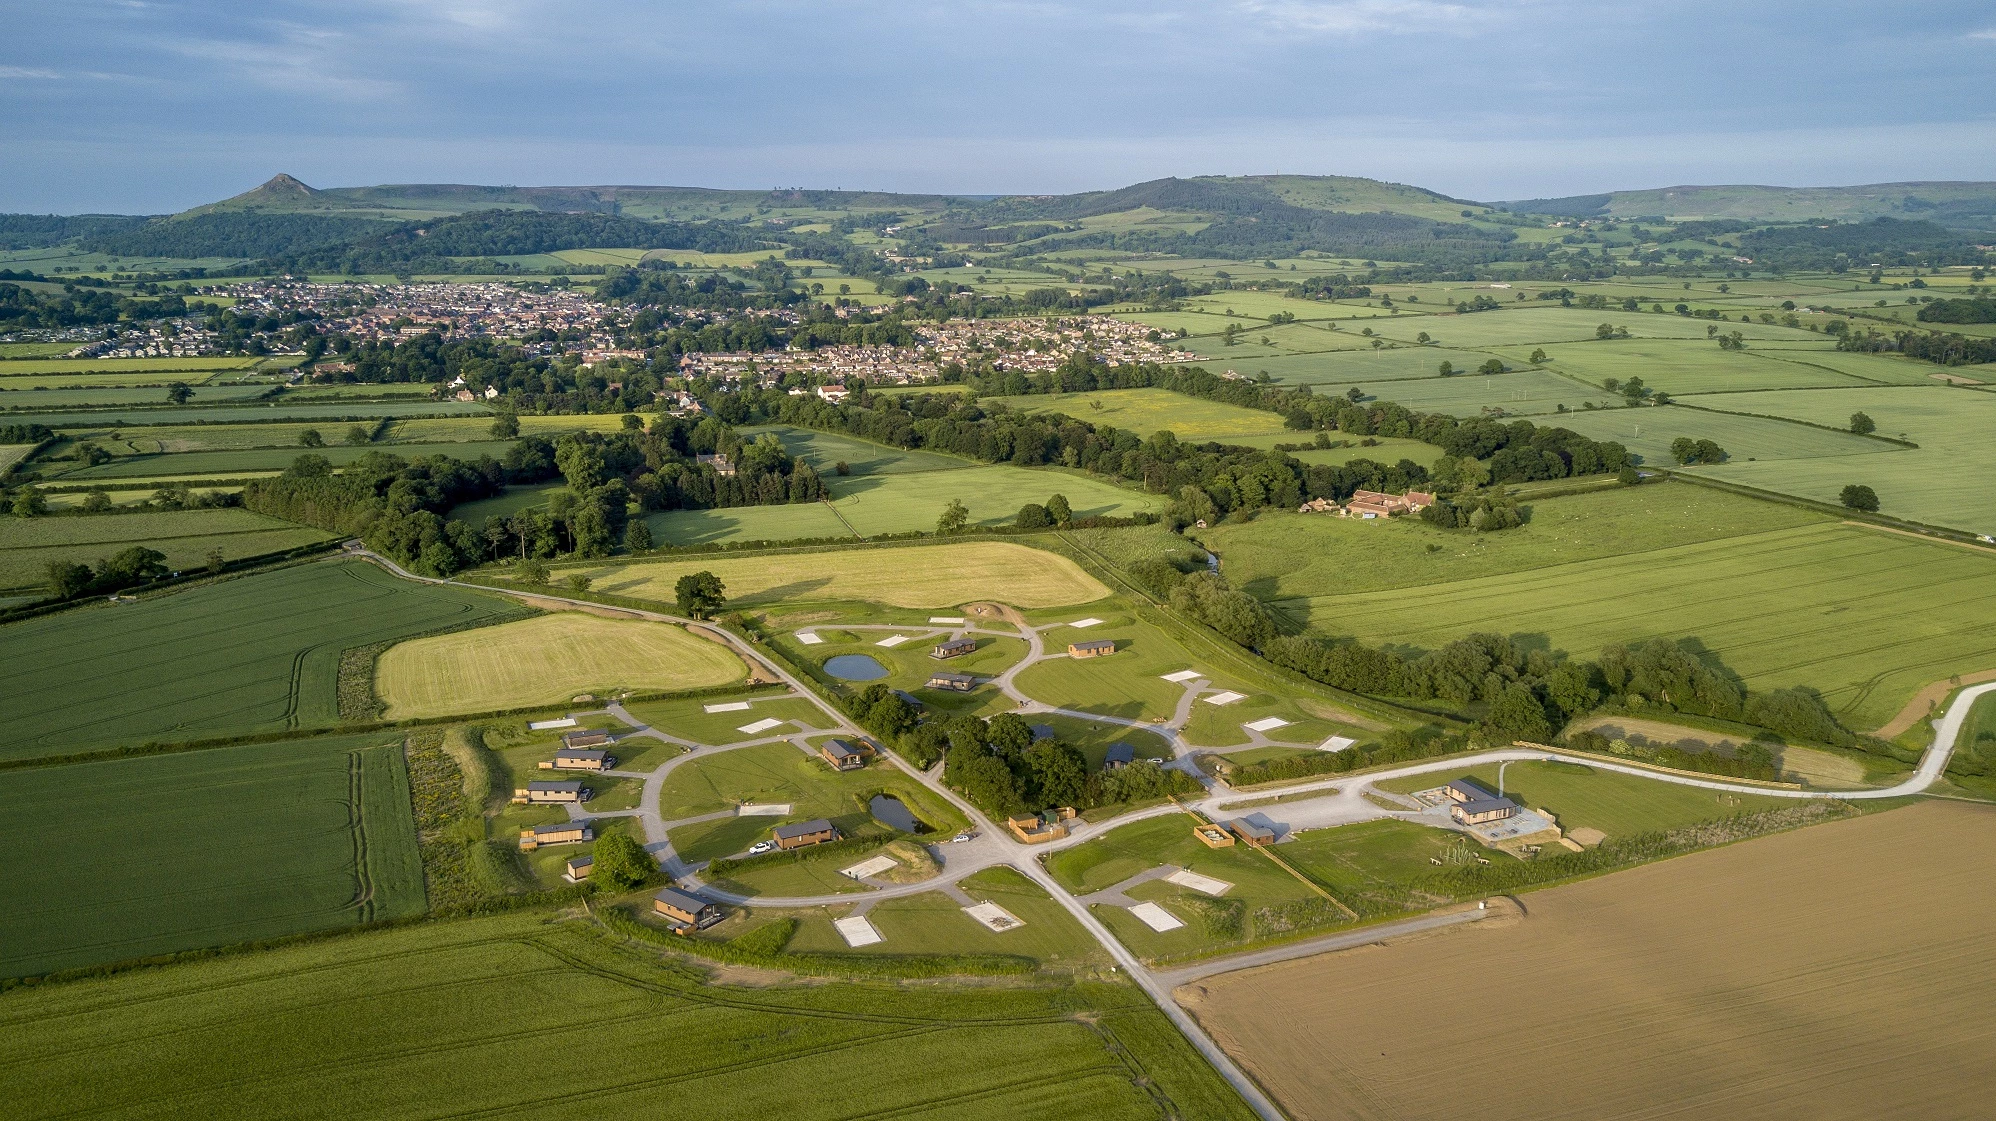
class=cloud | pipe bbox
[0,65,65,79]
[159,22,404,100]
[1968,28,1996,41]
[1230,0,1487,35]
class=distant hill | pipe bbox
[1499,181,1996,228]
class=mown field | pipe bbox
[0,509,333,590]
[0,910,1257,1121]
[1198,481,1823,599]
[1545,403,1893,466]
[0,356,266,375]
[58,440,520,481]
[0,731,423,978]
[12,399,487,431]
[575,540,1110,609]
[982,388,1293,441]
[1691,385,1996,534]
[1188,800,1996,1121]
[1279,520,1996,731]
[375,610,746,719]
[0,384,277,409]
[0,560,527,761]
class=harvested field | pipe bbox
[0,508,333,590]
[1184,801,1996,1121]
[375,611,745,719]
[576,540,1110,609]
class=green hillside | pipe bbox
[1501,181,1996,227]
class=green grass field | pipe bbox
[1370,307,1831,348]
[1377,760,1786,837]
[12,399,488,431]
[375,611,746,719]
[1012,612,1238,726]
[784,865,1112,967]
[0,912,1256,1121]
[772,628,1030,720]
[1545,403,1893,466]
[622,692,834,748]
[983,388,1291,441]
[1513,339,1873,395]
[0,731,424,978]
[1186,346,1480,386]
[0,356,265,375]
[1689,385,1996,533]
[1281,520,1996,731]
[747,424,974,475]
[0,560,527,762]
[579,540,1110,609]
[1197,481,1825,599]
[0,384,277,410]
[57,439,520,480]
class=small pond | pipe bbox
[824,654,889,681]
[869,794,923,833]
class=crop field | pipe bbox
[0,356,265,375]
[376,611,745,719]
[10,399,489,430]
[581,541,1109,609]
[1691,385,1996,533]
[1186,346,1477,386]
[1281,520,1996,731]
[0,444,36,475]
[0,560,528,762]
[380,413,627,442]
[0,912,1256,1121]
[1318,368,1599,416]
[1369,307,1830,348]
[87,421,372,453]
[983,388,1291,441]
[1512,339,1874,395]
[0,510,334,589]
[0,731,424,978]
[1186,800,1996,1121]
[0,384,277,410]
[58,439,521,481]
[0,369,255,389]
[1199,481,1824,598]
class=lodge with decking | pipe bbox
[514,780,590,804]
[931,637,976,660]
[542,748,613,771]
[653,887,724,931]
[818,739,867,771]
[773,819,840,850]
[519,820,594,851]
[1068,639,1116,658]
[1443,778,1518,825]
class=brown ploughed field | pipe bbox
[1181,800,1996,1121]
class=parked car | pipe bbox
[747,840,776,855]
[1147,757,1166,765]
[950,832,975,843]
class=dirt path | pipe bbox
[1873,668,1996,739]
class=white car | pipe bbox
[950,832,975,843]
[1147,757,1166,766]
[747,840,776,856]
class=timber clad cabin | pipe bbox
[653,887,724,931]
[818,739,866,771]
[927,671,976,692]
[564,856,593,882]
[773,818,840,850]
[1103,742,1135,770]
[543,748,613,771]
[561,729,614,750]
[1443,778,1518,825]
[1068,639,1116,658]
[519,820,593,851]
[931,637,977,660]
[514,781,589,804]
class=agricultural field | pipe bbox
[574,540,1110,609]
[0,560,527,762]
[1512,338,1875,395]
[1187,801,1996,1121]
[1278,520,1996,732]
[0,444,37,475]
[983,388,1291,441]
[1367,306,1830,348]
[1187,345,1479,387]
[0,911,1256,1121]
[1196,481,1825,599]
[746,424,973,475]
[0,384,277,409]
[0,731,424,978]
[1311,368,1601,416]
[0,508,334,590]
[1545,403,1892,466]
[0,356,265,375]
[1377,760,1786,837]
[53,439,519,482]
[7,399,487,430]
[1690,385,1996,533]
[373,610,747,719]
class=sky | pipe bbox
[3,0,1994,213]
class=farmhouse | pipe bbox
[774,819,841,850]
[653,887,725,931]
[1068,639,1116,658]
[1341,489,1438,519]
[519,820,593,851]
[695,452,735,476]
[542,748,613,771]
[1103,742,1135,770]
[818,738,867,771]
[931,637,977,660]
[1298,497,1340,514]
[926,671,977,692]
[563,855,593,882]
[561,728,614,750]
[1443,778,1518,825]
[514,780,589,804]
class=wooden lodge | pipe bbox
[514,780,589,804]
[653,887,724,931]
[563,856,593,882]
[926,670,976,691]
[931,637,977,660]
[542,748,613,771]
[1006,809,1076,844]
[1443,778,1518,825]
[1068,639,1116,659]
[818,739,867,771]
[561,728,614,750]
[773,818,841,850]
[519,820,594,851]
[1103,742,1135,770]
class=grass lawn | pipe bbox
[642,500,858,545]
[1013,614,1233,725]
[660,742,966,861]
[1504,338,1878,395]
[1284,520,1996,731]
[784,866,1113,967]
[982,387,1290,441]
[0,560,528,763]
[0,911,1257,1120]
[375,611,746,719]
[1689,385,1996,534]
[573,540,1110,609]
[745,424,974,475]
[1539,403,1893,466]
[0,731,424,978]
[829,464,1158,534]
[623,691,835,745]
[0,508,334,590]
[771,627,1030,720]
[54,439,520,480]
[1195,480,1824,599]
[1376,760,1787,838]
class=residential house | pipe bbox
[653,887,724,931]
[773,819,841,850]
[815,384,849,403]
[696,453,735,476]
[562,728,614,750]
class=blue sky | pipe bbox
[3,0,1994,213]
